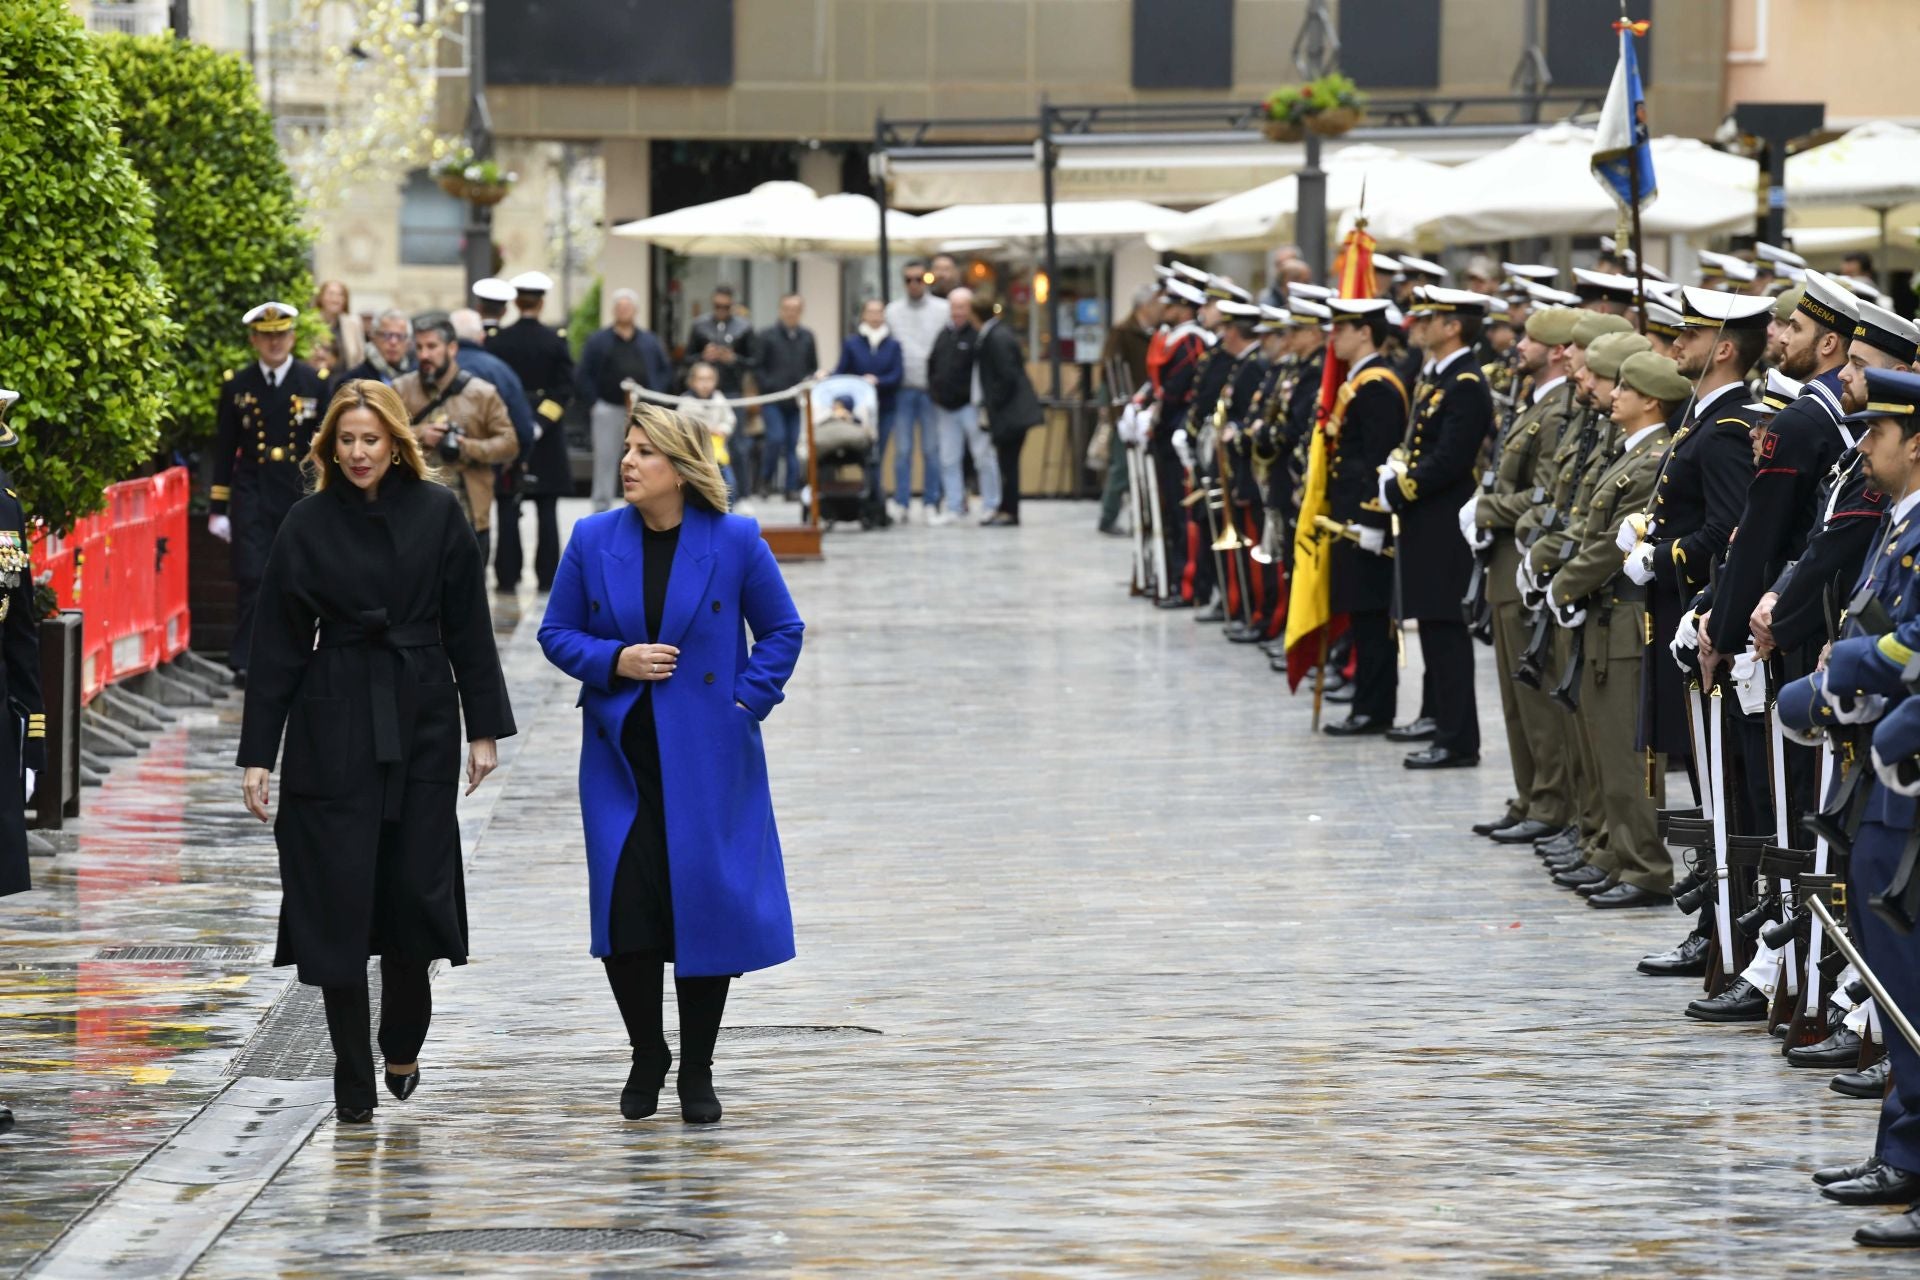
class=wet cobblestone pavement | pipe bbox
[4,500,1907,1275]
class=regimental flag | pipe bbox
[1591,15,1658,217]
[1282,224,1379,691]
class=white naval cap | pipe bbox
[1371,253,1404,274]
[1748,367,1805,414]
[1407,285,1493,316]
[1162,279,1207,306]
[1520,280,1583,307]
[1852,299,1920,361]
[1799,268,1865,330]
[1678,285,1776,330]
[1572,267,1642,300]
[242,301,299,331]
[1396,255,1447,281]
[1255,305,1292,332]
[1695,250,1757,285]
[1753,241,1808,270]
[472,277,517,303]
[1287,283,1334,301]
[1836,273,1887,305]
[1288,299,1332,324]
[508,270,555,294]
[1503,262,1558,283]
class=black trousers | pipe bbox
[1416,619,1480,756]
[321,956,431,1111]
[995,436,1024,522]
[530,496,561,591]
[603,951,732,1081]
[1349,609,1398,722]
[227,474,296,673]
[494,487,523,589]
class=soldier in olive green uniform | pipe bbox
[1544,352,1692,908]
[1471,306,1581,843]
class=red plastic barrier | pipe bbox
[27,466,193,705]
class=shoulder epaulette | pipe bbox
[1456,371,1481,383]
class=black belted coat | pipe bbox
[237,472,515,986]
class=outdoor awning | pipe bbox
[908,200,1184,255]
[611,180,918,257]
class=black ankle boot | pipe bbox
[622,1044,672,1120]
[674,973,731,1125]
[677,1070,722,1124]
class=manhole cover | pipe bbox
[380,1227,703,1255]
[718,1025,882,1042]
[95,945,263,962]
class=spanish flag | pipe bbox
[1282,224,1380,690]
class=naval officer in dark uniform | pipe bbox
[0,386,50,1132]
[487,270,574,592]
[208,302,334,683]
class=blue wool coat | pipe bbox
[538,504,804,974]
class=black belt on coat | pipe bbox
[318,612,443,819]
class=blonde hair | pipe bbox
[308,379,437,491]
[627,402,731,513]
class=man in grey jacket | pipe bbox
[884,259,949,520]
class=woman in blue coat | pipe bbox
[539,404,803,1124]
[831,297,904,419]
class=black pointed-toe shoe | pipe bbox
[1403,746,1477,769]
[1821,1162,1920,1206]
[1386,717,1438,743]
[622,1046,673,1121]
[384,1066,421,1102]
[1323,715,1388,737]
[1685,978,1768,1023]
[336,1105,375,1125]
[1638,934,1712,977]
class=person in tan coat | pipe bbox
[394,314,518,561]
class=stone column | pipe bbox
[599,137,652,326]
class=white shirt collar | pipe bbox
[259,356,293,381]
[1693,380,1745,416]
[1895,486,1920,525]
[1431,345,1472,376]
[1623,421,1665,453]
[1531,374,1566,405]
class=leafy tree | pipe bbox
[0,0,176,531]
[96,33,314,450]
[570,277,603,362]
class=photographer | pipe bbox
[394,313,518,561]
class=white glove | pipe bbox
[1731,648,1767,716]
[23,768,34,803]
[1669,609,1700,670]
[1356,525,1386,555]
[1874,745,1920,798]
[1829,688,1887,725]
[1622,540,1655,586]
[1515,559,1534,599]
[1172,428,1194,471]
[1117,404,1144,446]
[1457,496,1480,545]
[1376,468,1396,509]
[1552,600,1587,629]
[1614,514,1645,554]
[208,514,232,543]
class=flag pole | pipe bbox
[1621,3,1648,335]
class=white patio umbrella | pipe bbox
[610,180,920,256]
[909,200,1183,255]
[1147,145,1458,254]
[1787,122,1920,287]
[1367,124,1757,248]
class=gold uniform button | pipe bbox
[269,446,287,462]
[1905,556,1915,569]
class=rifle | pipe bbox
[1811,895,1920,1055]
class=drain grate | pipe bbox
[224,970,384,1079]
[380,1227,703,1255]
[718,1024,882,1042]
[95,944,263,963]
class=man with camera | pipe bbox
[393,313,518,563]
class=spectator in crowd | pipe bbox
[308,338,339,379]
[577,288,674,511]
[833,302,904,483]
[1464,255,1502,295]
[344,309,414,385]
[393,314,518,561]
[449,308,536,484]
[1260,245,1304,306]
[973,296,1043,528]
[755,293,817,501]
[314,280,365,371]
[676,360,739,502]
[1097,284,1161,535]
[929,286,995,526]
[1842,251,1877,280]
[930,253,961,299]
[883,260,947,521]
[686,285,755,397]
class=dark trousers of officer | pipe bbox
[1349,609,1397,723]
[1150,442,1187,597]
[531,496,562,591]
[1851,816,1920,1173]
[322,955,431,1112]
[1416,619,1479,756]
[494,486,523,590]
[229,472,297,673]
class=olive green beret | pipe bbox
[1618,350,1692,402]
[1524,306,1581,346]
[1772,283,1806,321]
[1571,311,1634,348]
[1586,332,1652,380]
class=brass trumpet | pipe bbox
[1209,397,1248,553]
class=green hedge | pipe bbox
[97,33,313,451]
[0,0,177,533]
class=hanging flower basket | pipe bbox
[431,146,519,206]
[1264,73,1368,144]
[435,173,472,200]
[465,181,512,206]
[1263,119,1306,143]
[1308,105,1362,137]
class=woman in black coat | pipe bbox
[970,295,1043,526]
[238,379,515,1123]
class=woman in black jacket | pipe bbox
[970,296,1044,526]
[238,379,515,1123]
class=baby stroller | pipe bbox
[803,376,887,530]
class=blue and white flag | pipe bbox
[1591,19,1658,215]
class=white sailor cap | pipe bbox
[1396,255,1447,281]
[472,277,517,303]
[1327,297,1393,322]
[1503,262,1558,283]
[1255,305,1292,333]
[1643,299,1685,339]
[509,270,555,294]
[1836,273,1887,305]
[1206,278,1254,304]
[1678,285,1775,330]
[1162,279,1207,306]
[242,301,299,332]
[1521,280,1583,307]
[1852,299,1920,362]
[1753,241,1808,271]
[1799,268,1865,330]
[1171,261,1210,284]
[1572,267,1641,301]
[1748,367,1805,415]
[1407,285,1493,316]
[1287,283,1334,301]
[1288,299,1332,324]
[1217,299,1263,322]
[1371,253,1404,274]
[1696,250,1758,285]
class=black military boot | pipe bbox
[1638,933,1711,977]
[1685,978,1768,1022]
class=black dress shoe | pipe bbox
[1821,1162,1920,1205]
[1491,818,1558,845]
[1815,1156,1885,1188]
[0,1102,12,1132]
[384,1065,421,1102]
[337,1105,374,1124]
[1268,652,1291,673]
[678,1072,723,1125]
[1320,672,1351,693]
[1386,717,1437,742]
[1589,883,1671,909]
[1324,714,1388,737]
[1193,603,1226,623]
[1325,683,1356,703]
[1154,596,1193,610]
[1544,854,1588,875]
[1575,874,1620,898]
[1552,863,1607,888]
[1535,828,1580,858]
[232,668,248,690]
[1788,1026,1864,1069]
[622,1045,673,1121]
[1685,977,1768,1022]
[1639,934,1711,977]
[1226,623,1266,644]
[1856,1208,1920,1248]
[1403,746,1478,769]
[1833,1058,1891,1099]
[1472,810,1525,837]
